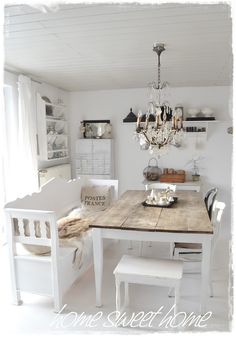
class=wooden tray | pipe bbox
[142,197,178,208]
[159,174,185,183]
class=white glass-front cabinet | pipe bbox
[76,139,114,179]
[36,93,69,161]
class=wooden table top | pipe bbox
[89,190,213,234]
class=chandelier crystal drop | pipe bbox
[135,43,185,152]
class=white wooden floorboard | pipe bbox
[0,239,230,334]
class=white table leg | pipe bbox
[92,228,103,307]
[169,242,174,258]
[201,238,212,314]
[174,281,180,324]
[124,282,129,307]
[115,278,121,313]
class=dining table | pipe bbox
[89,190,213,314]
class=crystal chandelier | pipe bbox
[135,43,184,153]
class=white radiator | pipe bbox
[38,164,71,187]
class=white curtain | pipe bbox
[17,75,38,196]
[0,74,38,228]
[1,84,19,203]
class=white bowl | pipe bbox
[201,107,214,116]
[187,108,200,117]
[55,121,65,134]
[53,106,65,119]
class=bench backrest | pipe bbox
[5,177,119,250]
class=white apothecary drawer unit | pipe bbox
[36,93,69,161]
[76,139,114,179]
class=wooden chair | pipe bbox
[171,200,225,296]
[113,255,183,316]
[204,187,218,220]
[173,200,225,258]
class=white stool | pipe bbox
[113,255,183,316]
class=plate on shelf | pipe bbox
[46,116,65,121]
[47,144,54,159]
[53,106,64,119]
[47,132,57,145]
[187,108,200,117]
[53,136,66,149]
[201,107,214,117]
[142,197,178,208]
[55,121,65,134]
[42,96,53,116]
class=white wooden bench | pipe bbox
[4,177,118,312]
[113,255,183,316]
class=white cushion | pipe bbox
[113,255,183,280]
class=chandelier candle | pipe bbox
[172,116,176,129]
[145,113,150,130]
[136,112,142,129]
[155,113,160,129]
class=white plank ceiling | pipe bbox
[4,3,232,91]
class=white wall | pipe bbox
[69,86,232,237]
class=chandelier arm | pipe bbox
[150,128,177,147]
[141,130,152,144]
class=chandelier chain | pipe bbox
[157,53,161,90]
